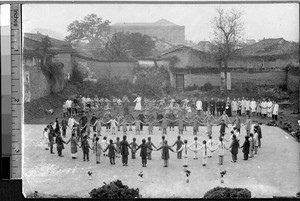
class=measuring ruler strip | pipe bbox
[11,4,22,179]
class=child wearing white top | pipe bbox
[214,137,228,165]
[194,140,214,166]
[206,136,215,158]
[177,140,191,167]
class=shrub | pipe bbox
[89,180,141,199]
[201,82,214,92]
[203,186,251,199]
[185,84,201,91]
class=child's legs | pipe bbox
[244,153,248,160]
[112,127,115,134]
[250,150,254,157]
[255,146,258,154]
[178,151,182,159]
[194,151,198,159]
[202,156,207,165]
[218,155,222,164]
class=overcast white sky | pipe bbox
[3,3,300,42]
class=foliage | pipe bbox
[201,82,214,91]
[203,186,251,199]
[70,61,84,83]
[105,32,156,60]
[65,13,111,48]
[89,180,141,199]
[210,8,244,91]
[133,65,171,97]
[185,84,201,91]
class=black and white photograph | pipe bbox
[21,2,299,198]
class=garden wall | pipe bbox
[72,56,136,80]
[171,71,288,90]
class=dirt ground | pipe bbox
[22,122,300,198]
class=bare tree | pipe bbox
[210,8,244,92]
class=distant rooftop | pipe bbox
[112,19,182,27]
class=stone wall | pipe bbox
[23,53,72,102]
[171,71,288,90]
[72,56,137,81]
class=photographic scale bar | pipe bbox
[10,4,22,179]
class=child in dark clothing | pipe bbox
[103,139,118,165]
[240,136,250,160]
[171,136,184,159]
[130,138,138,159]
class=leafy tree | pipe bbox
[65,14,111,48]
[105,32,156,60]
[105,32,130,60]
[210,8,244,92]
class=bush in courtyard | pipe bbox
[89,180,141,199]
[203,186,251,199]
[185,84,201,91]
[201,82,214,92]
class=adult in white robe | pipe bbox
[133,96,142,111]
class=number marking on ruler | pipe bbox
[11,4,22,179]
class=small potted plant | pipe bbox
[220,169,227,183]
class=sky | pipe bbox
[2,3,299,43]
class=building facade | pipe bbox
[111,19,185,45]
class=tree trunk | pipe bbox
[224,59,228,93]
[298,68,300,118]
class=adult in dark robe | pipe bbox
[90,113,97,132]
[61,118,68,138]
[54,118,60,134]
[79,113,88,133]
[138,113,146,131]
[156,113,164,130]
[240,136,250,160]
[229,135,240,163]
[225,99,232,117]
[156,140,174,167]
[122,100,129,116]
[220,99,226,115]
[216,98,221,116]
[136,139,153,167]
[209,98,216,116]
[254,123,262,148]
[120,135,132,166]
[55,132,66,157]
[202,98,208,114]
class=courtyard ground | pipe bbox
[22,123,299,198]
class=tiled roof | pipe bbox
[237,38,298,56]
[160,45,206,57]
[24,32,74,52]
